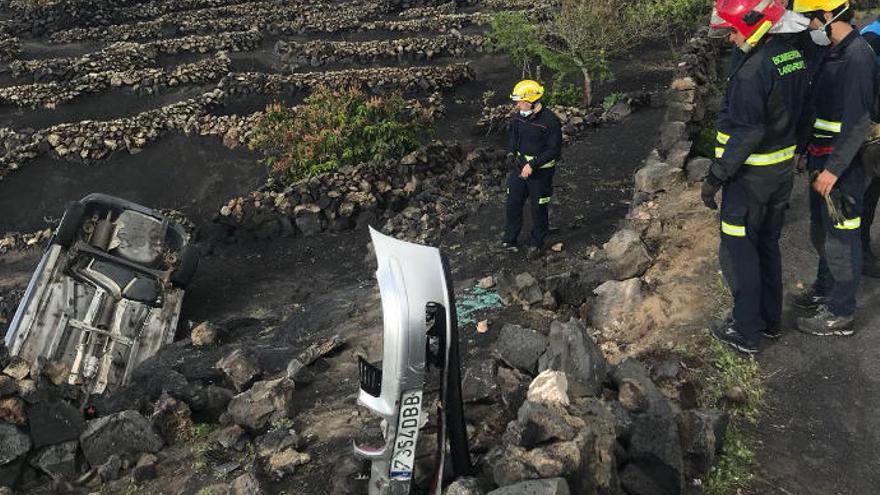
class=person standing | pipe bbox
[789,0,876,335]
[502,80,562,260]
[703,0,809,353]
[855,16,880,277]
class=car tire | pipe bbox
[170,245,199,288]
[53,202,86,248]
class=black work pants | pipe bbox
[503,168,554,248]
[719,168,793,345]
[861,174,880,256]
[808,154,864,317]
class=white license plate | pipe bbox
[390,389,423,480]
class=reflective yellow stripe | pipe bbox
[518,153,555,168]
[814,119,841,133]
[834,217,861,230]
[538,197,551,205]
[721,221,746,237]
[716,131,730,145]
[743,145,796,166]
[715,145,795,166]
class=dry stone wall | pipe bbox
[219,63,474,96]
[398,1,457,18]
[12,31,261,82]
[47,0,377,42]
[273,34,490,71]
[0,52,231,109]
[0,36,20,62]
[216,141,507,241]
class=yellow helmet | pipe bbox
[791,0,847,12]
[510,80,544,103]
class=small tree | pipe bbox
[549,0,656,106]
[491,11,583,105]
[489,11,543,78]
[249,86,434,184]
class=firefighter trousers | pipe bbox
[503,168,554,249]
[808,155,864,316]
[719,170,793,344]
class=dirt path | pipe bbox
[750,175,880,495]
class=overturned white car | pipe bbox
[5,194,198,395]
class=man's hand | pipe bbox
[701,173,723,210]
[812,169,838,197]
[520,163,533,178]
[794,153,806,174]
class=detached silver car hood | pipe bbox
[355,228,471,494]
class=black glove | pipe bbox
[701,172,724,210]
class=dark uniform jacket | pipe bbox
[800,29,876,176]
[712,35,810,182]
[507,106,563,170]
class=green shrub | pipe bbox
[650,0,714,48]
[601,92,624,112]
[693,125,718,159]
[249,86,435,184]
[702,339,766,494]
[190,422,217,440]
[547,82,582,107]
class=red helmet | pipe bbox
[709,6,733,29]
[714,0,785,44]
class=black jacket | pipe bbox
[507,106,562,169]
[711,35,810,182]
[801,29,876,176]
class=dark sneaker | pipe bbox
[788,287,828,311]
[525,246,542,260]
[710,322,759,354]
[796,305,855,336]
[761,323,783,340]
[499,240,518,252]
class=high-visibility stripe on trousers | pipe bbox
[503,168,555,248]
[721,221,746,237]
[717,174,792,345]
[807,154,863,317]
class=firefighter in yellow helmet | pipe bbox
[501,80,562,260]
[786,0,876,336]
